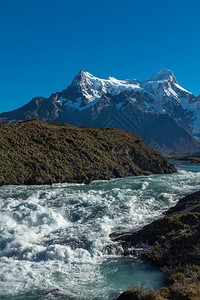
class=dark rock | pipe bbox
[164,191,200,216]
[45,288,60,295]
[114,191,200,300]
[112,193,200,267]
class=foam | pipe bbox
[0,164,200,298]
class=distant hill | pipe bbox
[0,69,200,155]
[0,120,176,186]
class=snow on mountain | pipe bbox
[57,70,141,107]
[1,69,200,155]
[55,69,200,139]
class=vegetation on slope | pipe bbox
[117,191,200,300]
[0,119,176,186]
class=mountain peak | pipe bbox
[72,70,95,84]
[71,70,86,85]
[77,69,88,79]
[147,69,177,83]
[78,69,85,76]
[157,68,174,77]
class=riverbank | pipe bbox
[168,156,200,163]
[116,191,200,299]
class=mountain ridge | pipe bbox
[1,69,200,155]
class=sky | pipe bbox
[0,0,200,113]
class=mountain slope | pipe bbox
[0,120,176,186]
[1,69,200,155]
[55,69,200,139]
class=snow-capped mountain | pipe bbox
[0,69,200,155]
[52,69,200,140]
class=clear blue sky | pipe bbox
[1,0,200,113]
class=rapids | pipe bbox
[0,161,200,299]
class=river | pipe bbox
[0,161,200,299]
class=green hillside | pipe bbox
[0,120,176,186]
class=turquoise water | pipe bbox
[0,162,200,299]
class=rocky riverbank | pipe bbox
[169,156,200,163]
[0,119,176,186]
[115,191,200,299]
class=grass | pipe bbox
[117,205,200,299]
[0,119,176,186]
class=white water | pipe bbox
[0,162,200,299]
